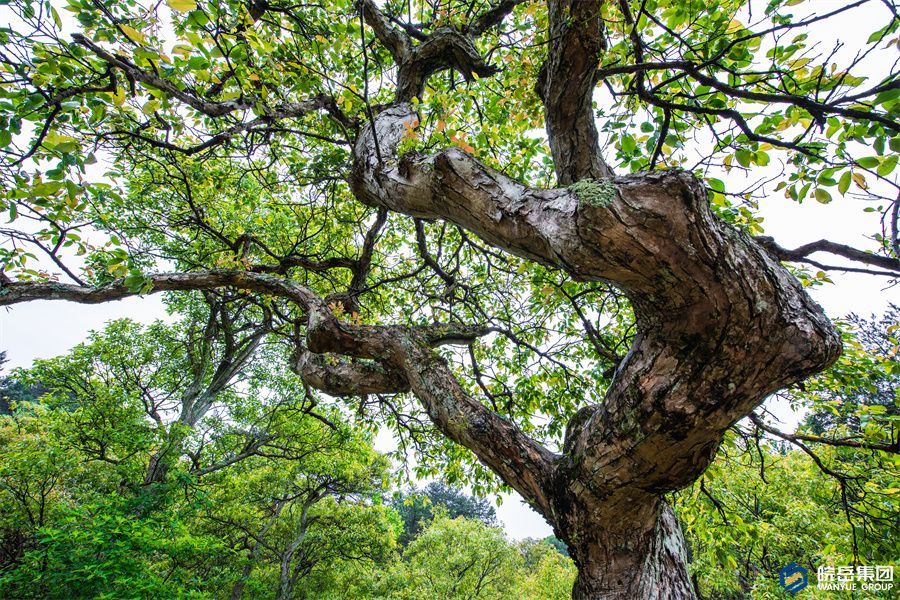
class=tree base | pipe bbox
[569,503,694,600]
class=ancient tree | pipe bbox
[1,0,898,597]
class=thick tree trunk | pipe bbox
[560,499,693,599]
[343,98,839,599]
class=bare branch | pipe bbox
[756,236,900,275]
[749,413,898,454]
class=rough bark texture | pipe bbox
[565,502,692,599]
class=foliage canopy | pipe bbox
[0,0,899,597]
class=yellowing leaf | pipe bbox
[119,25,147,45]
[111,86,126,107]
[142,99,160,115]
[167,0,198,12]
[171,44,193,57]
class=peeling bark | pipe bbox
[295,350,410,396]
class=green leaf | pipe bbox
[838,171,851,195]
[32,182,64,196]
[167,0,198,11]
[707,178,726,193]
[142,99,160,115]
[856,156,879,169]
[877,154,897,176]
[123,273,147,292]
[50,6,62,29]
[188,10,210,27]
[814,188,832,204]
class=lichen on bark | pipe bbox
[569,179,617,208]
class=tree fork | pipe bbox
[348,95,841,597]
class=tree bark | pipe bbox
[566,501,692,599]
[536,0,615,183]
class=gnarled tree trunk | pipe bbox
[561,500,692,599]
[337,2,842,597]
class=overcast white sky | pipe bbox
[1,0,898,540]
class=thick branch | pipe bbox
[360,0,499,102]
[299,330,556,511]
[295,351,410,396]
[294,319,558,512]
[351,103,841,502]
[391,330,559,515]
[536,0,614,183]
[359,0,413,64]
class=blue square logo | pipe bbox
[780,562,809,594]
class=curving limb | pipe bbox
[756,236,900,276]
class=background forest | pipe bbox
[0,303,897,599]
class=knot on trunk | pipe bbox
[395,27,499,101]
[295,350,410,396]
